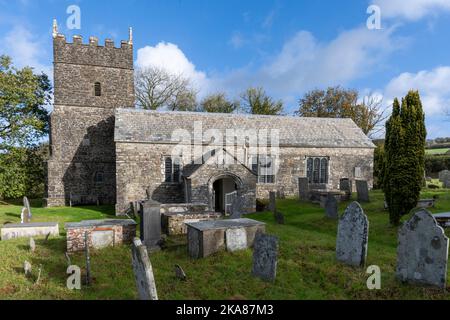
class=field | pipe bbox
[1,189,450,300]
[425,148,450,155]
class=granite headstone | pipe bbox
[252,232,279,282]
[131,238,158,300]
[336,202,369,267]
[396,209,449,288]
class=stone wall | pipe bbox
[65,219,136,253]
[46,33,135,207]
[162,212,222,235]
[115,141,373,214]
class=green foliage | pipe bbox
[373,142,385,189]
[241,87,284,115]
[296,86,386,137]
[1,190,450,299]
[0,143,49,199]
[425,155,450,174]
[200,93,239,113]
[383,91,427,225]
[0,55,51,150]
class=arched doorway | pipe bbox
[208,174,243,214]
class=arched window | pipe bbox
[94,82,102,96]
[306,157,329,184]
[306,158,313,183]
[320,158,328,183]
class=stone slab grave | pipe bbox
[252,232,279,282]
[140,201,162,251]
[160,203,220,235]
[186,219,266,259]
[65,219,136,253]
[336,202,369,267]
[298,177,309,201]
[325,193,338,219]
[1,222,59,241]
[397,209,449,289]
[339,178,352,201]
[433,212,450,228]
[131,238,158,300]
[310,190,345,208]
[385,199,436,210]
[355,180,370,202]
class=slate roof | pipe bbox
[114,109,375,148]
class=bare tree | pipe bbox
[135,66,197,111]
[297,86,388,138]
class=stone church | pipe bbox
[45,27,375,215]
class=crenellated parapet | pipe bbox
[53,33,133,70]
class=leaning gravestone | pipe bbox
[141,200,162,251]
[225,228,248,252]
[268,192,276,213]
[252,232,279,282]
[325,194,338,220]
[396,209,449,289]
[355,180,370,202]
[229,196,245,219]
[23,196,32,221]
[298,177,309,201]
[336,202,369,267]
[174,264,187,281]
[131,238,158,300]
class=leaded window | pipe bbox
[306,157,329,184]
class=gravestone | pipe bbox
[131,238,158,300]
[29,237,36,253]
[24,261,32,277]
[274,210,285,225]
[252,232,279,282]
[325,194,338,220]
[84,232,91,286]
[174,264,186,281]
[23,196,32,221]
[336,202,369,267]
[298,177,309,201]
[438,170,450,182]
[229,196,245,219]
[21,208,30,224]
[268,192,276,213]
[141,200,162,251]
[355,180,370,202]
[396,209,449,289]
[339,178,352,201]
[225,228,248,252]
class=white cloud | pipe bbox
[384,67,450,115]
[135,42,210,96]
[217,26,403,97]
[372,0,450,20]
[2,25,51,76]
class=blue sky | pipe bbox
[1,0,449,138]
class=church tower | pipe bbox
[45,20,135,206]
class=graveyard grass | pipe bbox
[1,190,450,300]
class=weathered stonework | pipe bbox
[162,212,222,235]
[45,34,134,207]
[65,219,136,253]
[45,30,375,215]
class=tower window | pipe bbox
[94,172,104,184]
[94,82,102,96]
